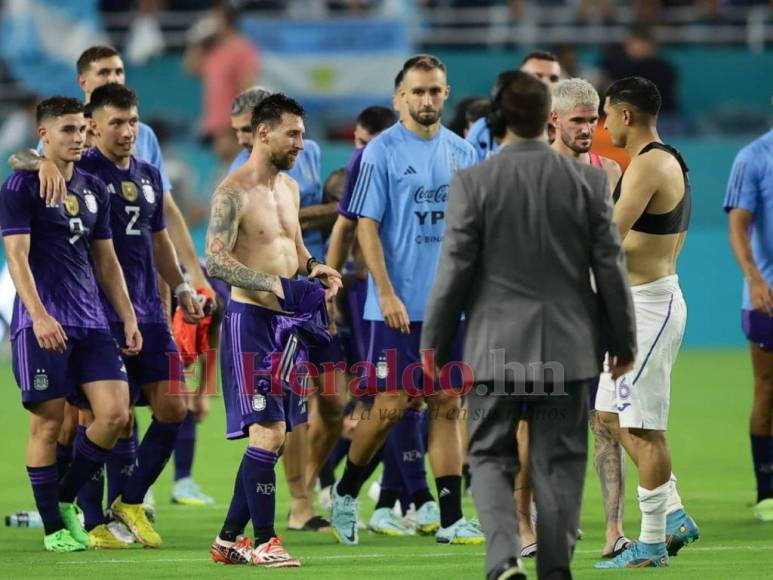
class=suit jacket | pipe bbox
[421,139,636,383]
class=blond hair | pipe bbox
[551,78,599,114]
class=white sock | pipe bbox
[665,472,684,515]
[638,481,669,545]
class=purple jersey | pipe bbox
[78,148,167,324]
[337,147,365,220]
[0,169,112,337]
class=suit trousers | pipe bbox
[467,380,590,580]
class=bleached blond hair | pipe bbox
[551,78,600,115]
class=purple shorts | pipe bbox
[345,278,369,364]
[362,320,466,395]
[220,300,308,440]
[12,326,127,409]
[110,322,184,405]
[742,309,773,350]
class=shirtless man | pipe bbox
[205,94,342,567]
[550,77,629,559]
[594,77,700,570]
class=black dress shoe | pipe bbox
[486,557,527,580]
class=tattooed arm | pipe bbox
[205,181,284,296]
[8,149,68,206]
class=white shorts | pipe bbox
[595,275,686,430]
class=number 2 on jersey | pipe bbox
[125,206,141,236]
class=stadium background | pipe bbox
[0,1,771,578]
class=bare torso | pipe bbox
[621,149,687,286]
[228,165,301,310]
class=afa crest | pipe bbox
[63,195,79,216]
[84,192,98,214]
[33,368,49,391]
[252,394,266,412]
[122,181,138,202]
[142,183,155,204]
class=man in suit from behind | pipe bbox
[421,70,637,580]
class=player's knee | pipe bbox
[248,422,287,453]
[317,392,346,427]
[154,394,188,423]
[30,416,64,445]
[597,411,620,435]
[99,406,132,434]
[426,390,461,416]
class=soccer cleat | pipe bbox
[43,529,87,552]
[330,484,360,545]
[211,535,252,565]
[318,485,333,512]
[59,502,91,547]
[413,501,441,535]
[89,523,129,549]
[369,507,415,536]
[251,537,301,568]
[172,477,215,506]
[665,508,700,555]
[487,557,527,580]
[436,517,485,545]
[111,496,162,548]
[107,520,135,544]
[594,541,669,569]
[143,488,156,522]
[754,498,773,522]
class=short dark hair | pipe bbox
[499,71,551,139]
[356,106,397,135]
[394,69,404,90]
[520,50,558,66]
[77,45,120,75]
[89,83,138,113]
[605,76,661,116]
[323,168,347,203]
[36,97,84,124]
[465,98,491,125]
[402,54,447,76]
[250,93,305,133]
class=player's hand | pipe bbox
[122,321,143,356]
[39,159,67,207]
[749,279,773,316]
[188,270,215,302]
[192,390,211,422]
[32,313,68,353]
[380,293,410,334]
[609,354,634,381]
[309,264,343,301]
[179,290,205,324]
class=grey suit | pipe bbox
[421,140,636,579]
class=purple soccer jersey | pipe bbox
[0,169,112,336]
[78,149,167,324]
[337,147,365,220]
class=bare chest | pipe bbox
[237,188,298,247]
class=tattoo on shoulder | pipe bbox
[9,149,41,172]
[205,182,276,293]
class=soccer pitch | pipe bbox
[1,349,771,579]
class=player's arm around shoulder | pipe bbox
[612,153,661,240]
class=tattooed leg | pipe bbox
[591,409,627,553]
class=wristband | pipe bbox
[306,256,322,274]
[173,282,194,299]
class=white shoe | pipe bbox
[107,520,135,544]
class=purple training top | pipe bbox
[336,147,365,220]
[78,148,167,325]
[0,168,112,337]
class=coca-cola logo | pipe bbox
[413,184,448,204]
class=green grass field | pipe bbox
[0,349,771,579]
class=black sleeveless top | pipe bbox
[612,142,691,235]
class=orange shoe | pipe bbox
[251,537,301,568]
[210,535,252,565]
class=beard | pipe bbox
[270,149,298,171]
[560,128,592,154]
[409,106,440,127]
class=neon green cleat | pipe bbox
[43,529,87,552]
[754,498,773,522]
[59,503,91,547]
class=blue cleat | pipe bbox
[413,501,440,535]
[666,509,700,555]
[594,541,669,569]
[436,517,485,545]
[330,484,359,545]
